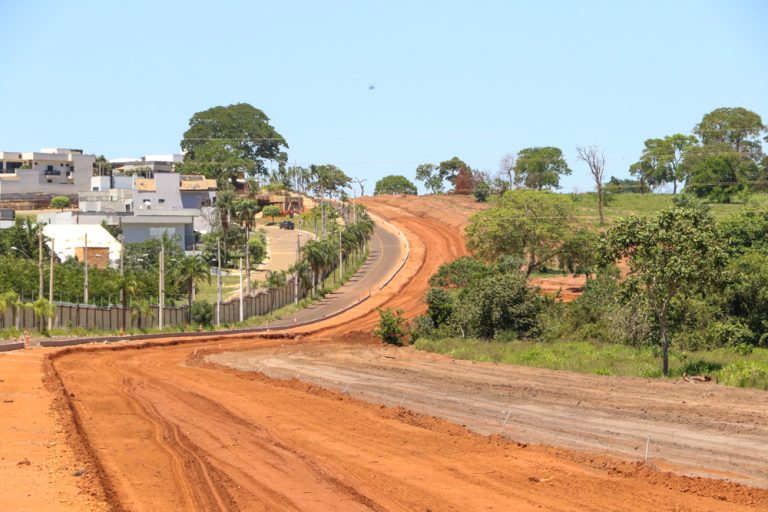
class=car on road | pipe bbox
[279,220,295,230]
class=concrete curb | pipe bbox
[0,342,25,352]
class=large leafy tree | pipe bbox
[513,147,571,190]
[180,103,288,186]
[630,135,698,193]
[374,175,418,195]
[415,157,470,194]
[599,207,726,375]
[693,107,765,159]
[465,190,574,276]
[684,108,766,201]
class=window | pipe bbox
[158,198,165,204]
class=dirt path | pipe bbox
[24,195,768,510]
[211,342,768,488]
[51,338,768,511]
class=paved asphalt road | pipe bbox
[265,220,403,329]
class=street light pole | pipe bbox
[83,233,89,304]
[158,240,165,330]
[48,239,55,332]
[216,237,221,326]
[295,233,301,304]
[239,257,244,323]
[38,228,44,300]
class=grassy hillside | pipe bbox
[566,192,768,227]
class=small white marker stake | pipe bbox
[400,395,406,407]
[342,383,350,393]
[645,436,651,461]
[500,411,511,434]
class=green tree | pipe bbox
[425,288,453,327]
[179,103,288,187]
[599,207,727,375]
[373,308,409,346]
[466,190,574,275]
[630,135,698,193]
[265,270,287,312]
[50,196,71,211]
[513,147,571,190]
[683,145,757,202]
[190,300,214,326]
[415,157,470,194]
[415,164,444,194]
[262,205,281,223]
[173,255,211,316]
[693,107,765,159]
[31,297,55,335]
[374,175,418,195]
[428,257,491,288]
[473,181,491,202]
[452,273,542,339]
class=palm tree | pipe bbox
[132,299,155,330]
[302,240,332,294]
[234,199,259,295]
[119,274,139,331]
[31,297,55,335]
[244,176,261,198]
[265,270,287,313]
[1,291,23,330]
[289,260,312,300]
[174,255,211,320]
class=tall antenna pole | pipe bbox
[83,233,89,304]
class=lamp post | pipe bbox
[238,257,243,322]
[216,237,222,326]
[48,239,55,331]
[158,240,165,330]
[83,233,89,304]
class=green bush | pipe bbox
[190,300,214,326]
[373,308,409,346]
[716,361,768,390]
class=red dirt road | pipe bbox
[4,195,767,511]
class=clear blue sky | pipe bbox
[2,0,767,193]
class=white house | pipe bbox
[0,148,95,198]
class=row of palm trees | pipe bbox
[293,211,374,296]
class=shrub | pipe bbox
[716,361,768,390]
[50,196,71,211]
[453,272,542,339]
[190,300,214,326]
[425,287,453,327]
[373,308,409,346]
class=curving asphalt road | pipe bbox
[265,219,403,329]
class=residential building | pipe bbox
[42,224,121,268]
[0,148,95,200]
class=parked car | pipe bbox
[279,220,295,230]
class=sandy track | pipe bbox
[45,195,768,511]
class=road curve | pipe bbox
[265,217,403,329]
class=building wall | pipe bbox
[0,149,95,197]
[122,222,188,249]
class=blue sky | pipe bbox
[1,0,767,193]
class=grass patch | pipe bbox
[567,192,768,228]
[413,338,768,390]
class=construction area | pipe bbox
[1,195,767,511]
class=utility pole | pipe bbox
[37,228,43,300]
[338,228,343,280]
[245,225,251,296]
[48,239,55,332]
[119,232,125,331]
[216,237,222,326]
[83,233,89,304]
[158,240,165,330]
[238,257,244,323]
[295,233,301,304]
